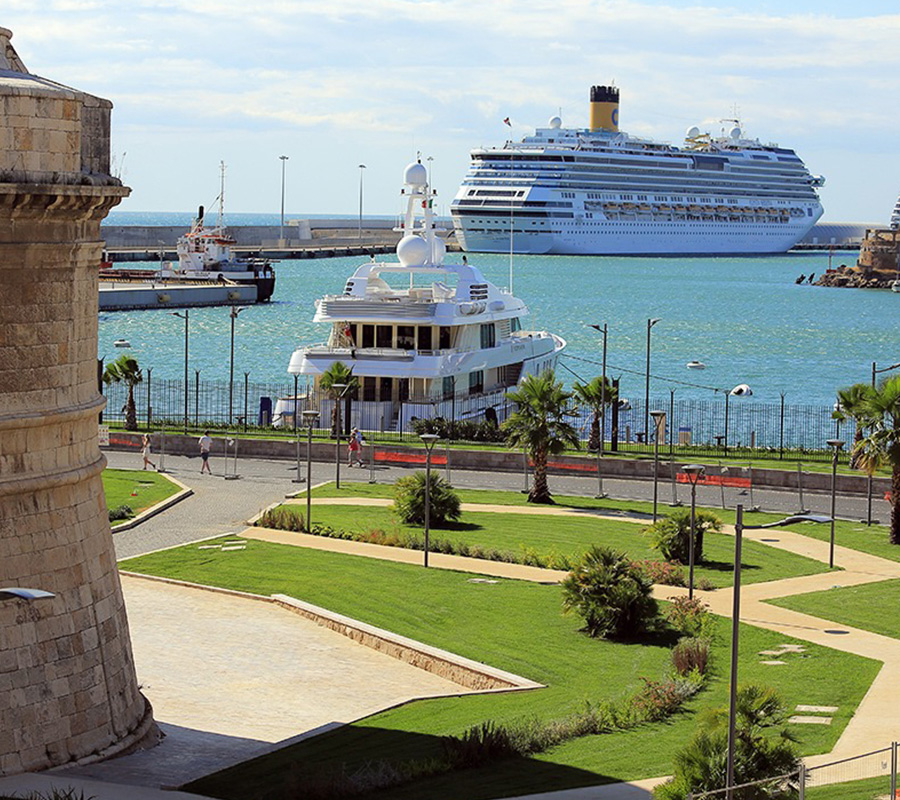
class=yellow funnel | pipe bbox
[590,85,619,132]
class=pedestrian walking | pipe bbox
[199,430,213,474]
[141,433,156,470]
[348,427,365,467]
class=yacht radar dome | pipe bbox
[549,116,562,129]
[686,126,700,138]
[404,162,428,187]
[730,126,742,140]
[396,234,429,267]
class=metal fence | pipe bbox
[688,743,897,799]
[101,376,857,462]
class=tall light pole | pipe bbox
[171,310,189,433]
[589,323,609,491]
[332,383,349,489]
[826,438,845,569]
[229,305,248,426]
[303,410,319,532]
[421,433,440,568]
[279,154,289,244]
[650,410,666,522]
[683,464,705,599]
[725,506,831,799]
[645,318,661,441]
[358,164,366,240]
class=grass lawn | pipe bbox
[102,468,180,526]
[289,503,831,589]
[769,579,900,640]
[119,540,879,800]
[777,518,900,564]
[806,775,895,799]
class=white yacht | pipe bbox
[451,85,825,255]
[285,161,565,431]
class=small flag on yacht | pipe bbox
[503,117,511,126]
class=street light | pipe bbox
[682,464,706,599]
[725,505,831,799]
[589,323,609,498]
[171,310,189,433]
[303,410,319,532]
[645,318,661,441]
[229,305,249,426]
[650,410,666,522]
[331,383,350,489]
[826,439,845,569]
[358,164,367,240]
[0,587,55,601]
[279,155,289,244]
[420,433,440,568]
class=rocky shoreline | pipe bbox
[814,264,897,289]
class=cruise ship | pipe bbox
[451,86,825,255]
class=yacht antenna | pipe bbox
[509,150,514,294]
[217,161,226,229]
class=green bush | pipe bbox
[666,596,714,638]
[561,545,659,639]
[256,506,305,531]
[392,471,461,526]
[108,504,133,522]
[410,417,506,443]
[646,509,723,564]
[654,684,800,800]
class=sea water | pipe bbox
[97,247,893,408]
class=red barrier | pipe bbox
[375,451,448,466]
[676,473,751,488]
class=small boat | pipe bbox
[114,339,131,348]
[891,281,900,293]
[686,360,706,370]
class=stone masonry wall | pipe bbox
[0,26,154,776]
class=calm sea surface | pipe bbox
[97,235,892,408]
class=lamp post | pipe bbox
[683,464,705,599]
[303,410,319,532]
[358,164,366,240]
[229,305,248,426]
[171,310,189,433]
[194,368,200,425]
[279,154,289,244]
[725,506,831,799]
[826,439,845,568]
[645,318,661,441]
[650,410,666,522]
[331,383,350,489]
[0,587,54,601]
[421,433,440,568]
[589,323,609,498]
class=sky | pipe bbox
[4,1,899,222]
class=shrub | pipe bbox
[442,722,518,768]
[108,504,133,522]
[256,506,305,532]
[666,596,713,638]
[654,684,800,800]
[696,577,717,592]
[410,417,506,443]
[561,546,659,639]
[672,637,711,676]
[646,509,722,564]
[392,472,461,526]
[632,559,687,587]
[632,678,685,722]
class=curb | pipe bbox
[110,472,193,533]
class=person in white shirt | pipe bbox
[198,431,213,474]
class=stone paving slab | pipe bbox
[788,716,833,725]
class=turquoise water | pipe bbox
[98,250,894,407]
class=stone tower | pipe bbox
[0,27,155,774]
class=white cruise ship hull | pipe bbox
[455,218,819,256]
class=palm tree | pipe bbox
[503,370,579,504]
[573,376,617,452]
[832,383,869,469]
[319,361,359,436]
[842,376,900,544]
[102,354,142,431]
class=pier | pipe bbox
[101,219,460,262]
